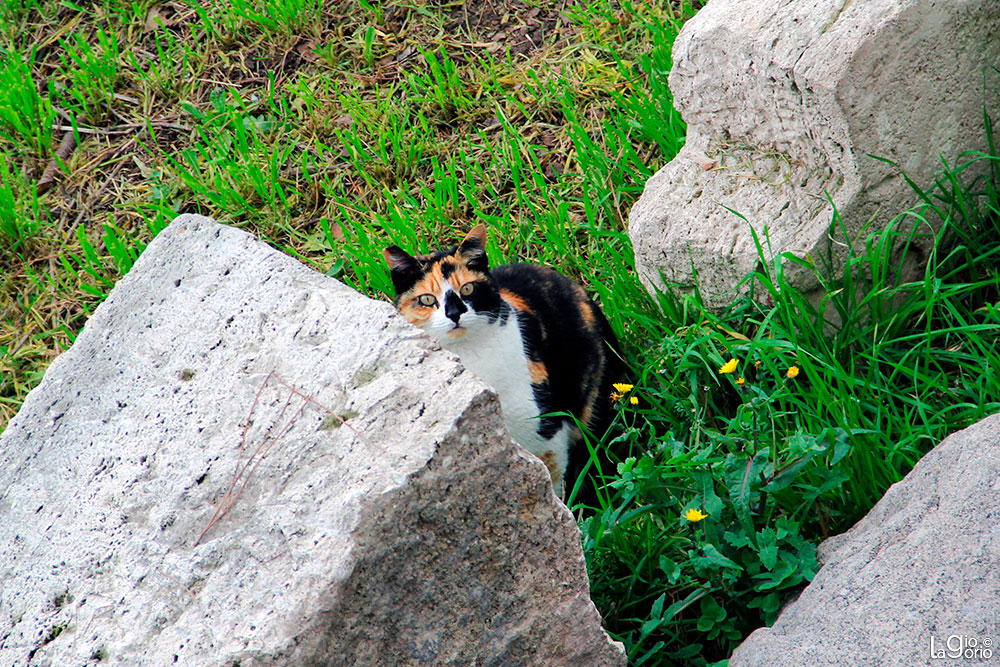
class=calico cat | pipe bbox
[383,225,624,505]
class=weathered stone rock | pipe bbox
[729,414,1000,666]
[629,0,1000,307]
[0,214,624,666]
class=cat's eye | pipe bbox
[459,282,475,296]
[416,294,437,307]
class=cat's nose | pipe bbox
[444,291,468,324]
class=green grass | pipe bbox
[1,1,998,665]
[0,46,56,157]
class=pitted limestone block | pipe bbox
[0,214,625,666]
[729,414,1000,666]
[629,0,1000,307]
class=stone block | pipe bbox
[0,214,624,666]
[629,0,1000,306]
[729,414,1000,666]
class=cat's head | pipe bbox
[383,225,502,344]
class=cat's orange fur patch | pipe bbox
[579,300,597,328]
[411,264,444,296]
[578,351,607,430]
[447,265,480,291]
[528,360,548,384]
[572,284,597,328]
[539,450,559,483]
[398,285,436,325]
[499,288,533,314]
[399,302,432,326]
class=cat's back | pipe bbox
[491,263,618,347]
[490,262,623,400]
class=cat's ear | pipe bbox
[457,225,489,271]
[383,246,417,272]
[383,246,421,294]
[459,224,487,251]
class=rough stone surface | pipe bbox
[0,214,625,666]
[729,414,1000,666]
[629,0,1000,306]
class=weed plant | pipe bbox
[1,1,998,665]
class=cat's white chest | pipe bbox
[445,313,569,489]
[449,316,537,441]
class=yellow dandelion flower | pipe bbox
[629,396,639,406]
[683,508,708,522]
[719,358,738,374]
[613,382,634,393]
[786,365,800,379]
[735,377,746,386]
